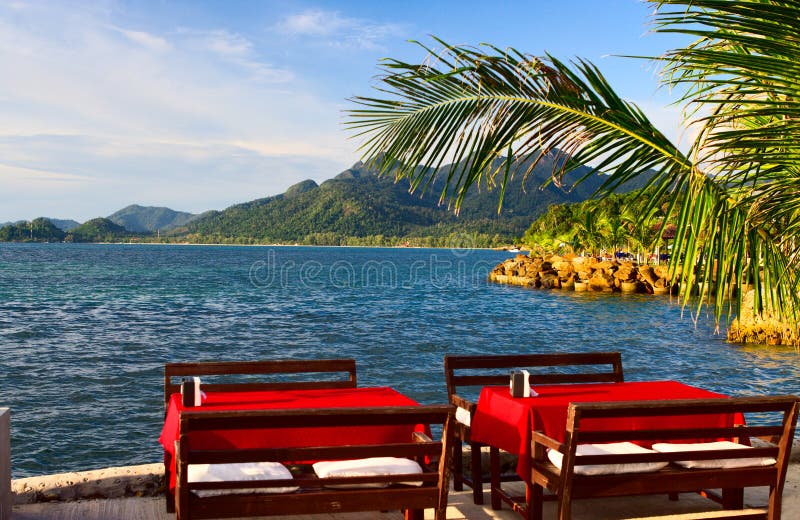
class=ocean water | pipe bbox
[0,243,797,478]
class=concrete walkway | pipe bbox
[11,462,800,519]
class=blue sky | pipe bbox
[0,0,693,222]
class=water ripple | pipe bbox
[0,243,797,478]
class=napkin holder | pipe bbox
[510,370,533,398]
[181,377,202,407]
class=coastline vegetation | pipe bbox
[521,188,678,262]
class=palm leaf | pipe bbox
[347,0,800,340]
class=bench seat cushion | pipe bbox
[455,406,472,427]
[652,441,777,469]
[312,457,423,488]
[188,462,299,496]
[548,442,669,476]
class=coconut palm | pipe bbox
[348,0,800,334]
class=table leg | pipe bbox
[490,446,501,510]
[164,454,175,513]
[453,440,463,491]
[471,442,484,505]
[527,482,542,520]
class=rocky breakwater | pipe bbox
[489,253,673,294]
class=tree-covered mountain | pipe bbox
[0,217,79,231]
[69,218,131,242]
[0,218,66,242]
[107,204,198,232]
[174,154,651,246]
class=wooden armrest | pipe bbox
[413,431,434,443]
[450,394,476,413]
[532,431,563,453]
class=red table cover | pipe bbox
[159,386,420,491]
[470,380,743,479]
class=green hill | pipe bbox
[107,204,197,232]
[173,154,652,246]
[69,218,131,242]
[0,218,66,242]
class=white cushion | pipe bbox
[455,406,472,427]
[547,442,669,476]
[652,441,777,469]
[312,457,423,488]
[188,462,298,496]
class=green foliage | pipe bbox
[0,218,66,242]
[521,190,678,259]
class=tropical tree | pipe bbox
[347,0,800,335]
[571,205,609,258]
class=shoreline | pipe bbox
[0,241,512,252]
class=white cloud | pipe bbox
[0,2,357,221]
[0,162,94,185]
[276,8,405,50]
[114,27,171,52]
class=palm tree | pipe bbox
[348,0,800,334]
[570,205,609,258]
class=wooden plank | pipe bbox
[164,359,358,407]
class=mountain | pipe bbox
[107,204,198,232]
[47,218,81,231]
[174,153,652,245]
[69,218,130,242]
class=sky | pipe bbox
[0,0,694,223]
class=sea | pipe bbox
[0,243,798,478]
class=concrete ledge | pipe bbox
[8,439,800,505]
[11,463,164,504]
[1,408,10,520]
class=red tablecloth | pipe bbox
[470,380,743,479]
[159,386,420,491]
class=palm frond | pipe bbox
[347,13,800,339]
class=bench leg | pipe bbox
[453,440,464,491]
[722,488,744,509]
[470,442,484,505]
[490,446,501,510]
[404,508,424,520]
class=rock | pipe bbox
[540,273,560,289]
[588,272,614,291]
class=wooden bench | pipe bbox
[163,358,357,511]
[528,396,799,520]
[444,352,624,504]
[174,405,454,520]
[164,358,358,409]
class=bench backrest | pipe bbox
[444,352,624,400]
[164,359,357,408]
[175,405,454,520]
